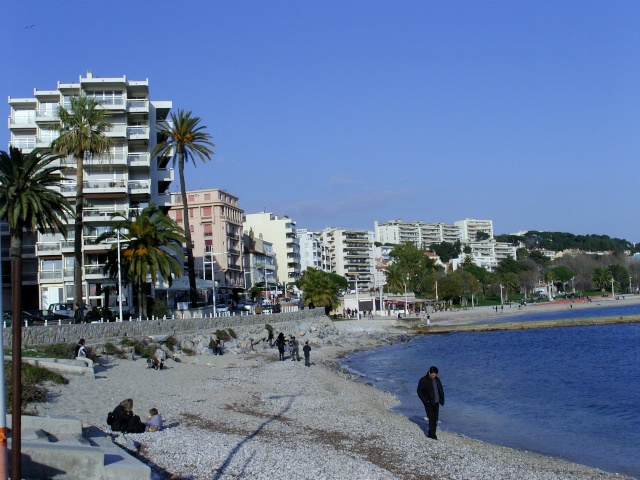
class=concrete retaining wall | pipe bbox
[3,309,328,347]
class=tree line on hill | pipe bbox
[495,231,638,254]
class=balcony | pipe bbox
[157,167,174,183]
[129,180,150,195]
[11,138,36,150]
[61,240,74,253]
[84,264,106,279]
[84,179,127,194]
[39,270,63,283]
[127,126,149,140]
[127,99,149,113]
[36,242,62,255]
[36,109,58,122]
[87,153,127,167]
[84,206,126,222]
[104,124,126,138]
[9,115,36,129]
[128,153,150,167]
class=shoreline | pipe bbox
[33,302,637,479]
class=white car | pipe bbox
[215,304,230,313]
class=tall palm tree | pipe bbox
[46,95,113,306]
[0,146,73,480]
[152,110,214,308]
[97,204,186,318]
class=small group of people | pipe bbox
[146,357,164,370]
[107,398,163,434]
[274,332,312,366]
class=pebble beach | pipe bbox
[34,299,637,480]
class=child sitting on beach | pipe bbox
[146,408,163,432]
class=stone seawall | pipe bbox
[3,309,328,348]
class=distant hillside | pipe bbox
[495,231,638,254]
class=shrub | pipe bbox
[215,329,231,342]
[227,328,237,339]
[151,297,170,319]
[103,342,126,358]
[165,336,177,350]
[265,323,273,333]
[181,347,195,356]
[5,361,68,413]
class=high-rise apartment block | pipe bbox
[374,220,461,250]
[297,229,330,272]
[454,218,494,241]
[5,72,172,311]
[321,228,375,292]
[243,213,301,285]
[167,189,244,302]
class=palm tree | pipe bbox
[0,146,73,480]
[592,266,612,291]
[384,263,405,294]
[152,110,215,308]
[97,204,186,318]
[46,95,113,306]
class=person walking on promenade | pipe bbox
[267,330,274,348]
[303,341,311,366]
[73,302,84,324]
[276,332,286,361]
[290,336,300,362]
[417,366,445,440]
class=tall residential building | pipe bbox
[455,218,494,242]
[243,230,277,297]
[167,189,244,302]
[243,212,301,285]
[452,240,517,271]
[374,220,461,249]
[5,71,172,312]
[297,229,330,272]
[322,227,375,292]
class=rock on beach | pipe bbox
[34,306,634,480]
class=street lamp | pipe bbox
[404,278,408,316]
[499,284,504,306]
[355,275,359,320]
[117,230,123,322]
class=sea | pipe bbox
[340,303,640,479]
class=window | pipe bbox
[204,193,211,200]
[189,208,195,218]
[204,224,213,237]
[12,109,35,124]
[175,210,183,222]
[201,206,212,217]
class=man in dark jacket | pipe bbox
[417,365,445,440]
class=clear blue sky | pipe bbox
[3,1,639,242]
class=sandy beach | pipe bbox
[33,296,638,480]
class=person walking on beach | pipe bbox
[276,332,286,361]
[303,341,311,366]
[267,330,274,348]
[290,336,300,362]
[417,366,445,440]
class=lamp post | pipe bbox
[499,284,504,305]
[117,230,123,322]
[355,276,359,320]
[611,277,615,298]
[404,279,408,316]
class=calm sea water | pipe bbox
[340,308,640,478]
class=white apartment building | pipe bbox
[452,240,517,271]
[243,231,277,297]
[5,71,172,312]
[166,189,244,305]
[297,229,330,272]
[243,212,301,285]
[375,220,462,249]
[322,228,375,292]
[455,218,494,242]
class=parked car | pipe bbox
[236,302,255,311]
[48,302,88,318]
[24,309,68,325]
[215,304,230,313]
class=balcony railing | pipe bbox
[84,264,106,275]
[127,100,149,112]
[127,126,149,139]
[36,242,62,255]
[39,271,63,281]
[84,179,127,191]
[11,138,36,149]
[128,153,149,166]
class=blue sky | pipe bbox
[3,1,640,242]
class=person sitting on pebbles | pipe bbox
[146,408,163,432]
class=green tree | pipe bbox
[552,266,574,292]
[47,95,113,306]
[430,241,461,263]
[297,268,343,313]
[0,147,73,480]
[97,205,186,318]
[387,243,438,297]
[462,263,492,297]
[528,250,549,266]
[438,270,481,305]
[384,263,406,294]
[607,264,629,292]
[592,266,611,291]
[152,110,215,308]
